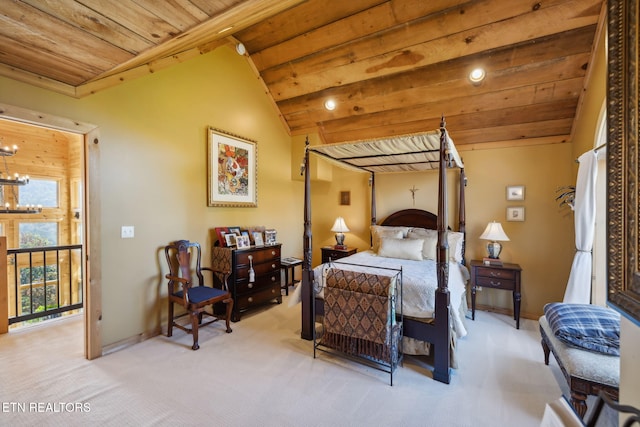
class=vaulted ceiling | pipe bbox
[0,0,605,148]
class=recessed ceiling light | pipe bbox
[236,43,246,55]
[324,99,336,111]
[469,68,486,85]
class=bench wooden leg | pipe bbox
[570,390,588,418]
[541,337,550,365]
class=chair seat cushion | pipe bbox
[543,303,620,356]
[173,286,227,304]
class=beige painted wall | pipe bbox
[0,46,303,346]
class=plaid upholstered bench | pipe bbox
[539,303,620,419]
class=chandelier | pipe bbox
[0,144,42,214]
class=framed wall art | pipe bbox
[208,127,257,207]
[506,206,525,222]
[340,191,351,206]
[506,185,525,201]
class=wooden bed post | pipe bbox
[434,115,451,384]
[459,168,467,262]
[370,173,376,246]
[301,137,314,340]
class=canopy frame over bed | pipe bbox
[300,117,466,384]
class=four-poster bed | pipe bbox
[300,117,467,384]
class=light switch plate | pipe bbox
[121,226,134,238]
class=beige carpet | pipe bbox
[0,295,566,426]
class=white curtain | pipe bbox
[563,150,599,303]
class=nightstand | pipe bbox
[321,246,357,263]
[470,260,522,329]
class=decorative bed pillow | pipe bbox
[377,237,423,261]
[544,303,620,356]
[408,227,437,238]
[371,225,410,252]
[448,231,464,263]
[408,231,437,260]
[407,229,464,262]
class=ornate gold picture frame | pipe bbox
[207,127,257,207]
[607,0,640,322]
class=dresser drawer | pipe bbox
[236,246,281,265]
[235,271,281,294]
[234,261,280,280]
[236,283,281,309]
[475,267,517,280]
[476,275,515,290]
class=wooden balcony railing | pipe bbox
[0,236,83,330]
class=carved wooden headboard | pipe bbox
[380,209,438,229]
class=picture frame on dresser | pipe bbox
[207,127,257,208]
[215,226,229,247]
[264,229,277,245]
[252,231,264,246]
[224,233,237,247]
[236,235,250,249]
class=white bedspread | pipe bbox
[312,250,469,338]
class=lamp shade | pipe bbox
[331,217,350,233]
[479,221,510,241]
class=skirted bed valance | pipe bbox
[307,129,464,173]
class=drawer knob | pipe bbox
[271,276,276,282]
[271,263,276,269]
[271,250,276,256]
[248,283,253,289]
[248,297,253,303]
[271,289,275,294]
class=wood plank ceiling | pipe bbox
[0,0,605,148]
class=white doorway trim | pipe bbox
[0,102,102,360]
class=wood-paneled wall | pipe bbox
[0,118,82,248]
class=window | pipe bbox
[19,222,58,248]
[18,179,58,208]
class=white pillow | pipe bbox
[448,231,464,263]
[371,225,410,252]
[408,227,437,238]
[377,237,423,261]
[408,230,464,262]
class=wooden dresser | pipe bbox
[212,244,282,321]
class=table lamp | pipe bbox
[479,221,510,259]
[331,217,350,249]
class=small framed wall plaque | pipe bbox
[506,206,525,222]
[506,185,525,201]
[340,191,351,206]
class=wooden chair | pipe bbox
[165,239,233,350]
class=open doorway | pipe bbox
[0,103,102,360]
